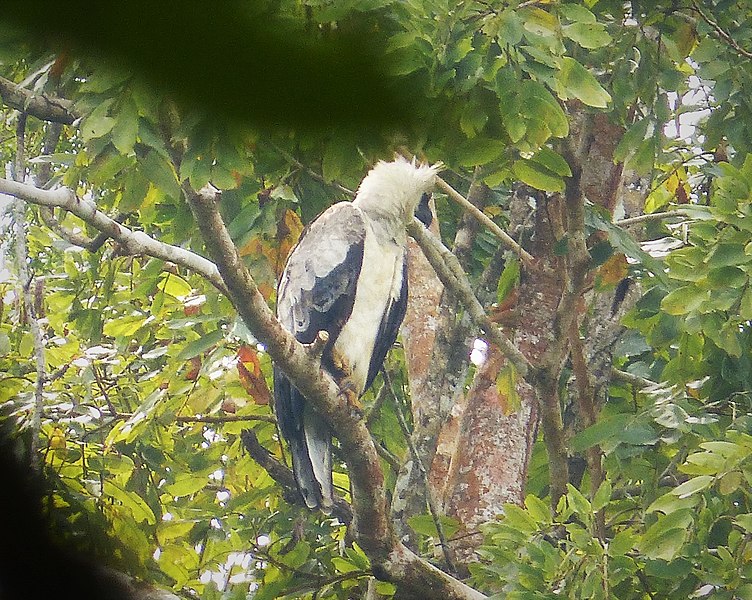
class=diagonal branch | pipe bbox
[240,429,353,524]
[407,217,535,381]
[689,0,752,59]
[11,114,46,472]
[0,177,228,294]
[382,369,458,574]
[0,75,77,124]
[436,177,535,266]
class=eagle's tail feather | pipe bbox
[303,409,333,513]
[273,368,334,512]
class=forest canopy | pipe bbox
[2,1,752,599]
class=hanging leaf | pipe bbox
[237,344,271,405]
[556,57,612,108]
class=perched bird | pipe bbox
[274,156,441,511]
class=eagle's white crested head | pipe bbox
[353,156,442,224]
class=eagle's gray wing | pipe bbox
[274,203,366,511]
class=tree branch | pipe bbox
[407,217,535,381]
[0,178,228,294]
[436,177,535,266]
[0,75,77,124]
[610,368,656,389]
[239,429,354,524]
[689,0,752,59]
[614,209,692,227]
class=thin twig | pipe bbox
[271,143,356,197]
[239,429,353,524]
[436,177,536,266]
[382,369,458,575]
[614,209,693,227]
[109,411,276,424]
[610,368,655,389]
[689,0,752,59]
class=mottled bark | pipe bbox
[443,346,537,561]
[393,195,475,549]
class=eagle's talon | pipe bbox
[330,347,352,379]
[333,378,362,419]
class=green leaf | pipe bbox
[495,9,524,46]
[562,22,612,49]
[280,541,310,569]
[614,118,651,163]
[660,286,708,316]
[332,557,361,574]
[103,314,148,338]
[501,503,538,533]
[671,475,714,499]
[456,137,506,167]
[566,484,592,517]
[512,159,565,192]
[735,514,752,533]
[81,99,116,141]
[592,479,612,512]
[103,480,157,524]
[407,514,461,539]
[530,146,572,177]
[165,472,209,497]
[521,7,558,38]
[608,530,636,557]
[175,328,225,361]
[158,273,193,299]
[517,80,570,139]
[112,98,140,155]
[559,4,597,23]
[706,243,751,267]
[525,494,551,524]
[570,413,632,452]
[556,57,611,108]
[139,149,181,200]
[638,509,693,561]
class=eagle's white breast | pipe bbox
[333,207,404,394]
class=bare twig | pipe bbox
[610,368,656,389]
[382,369,458,575]
[689,0,752,59]
[239,429,354,524]
[0,178,228,295]
[436,177,536,266]
[271,144,356,197]
[614,209,692,227]
[111,412,276,425]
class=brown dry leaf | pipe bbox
[273,209,304,275]
[237,345,271,405]
[238,209,303,279]
[185,356,202,381]
[665,169,691,205]
[597,253,628,288]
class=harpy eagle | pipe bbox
[273,157,441,511]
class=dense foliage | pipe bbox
[2,1,752,598]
